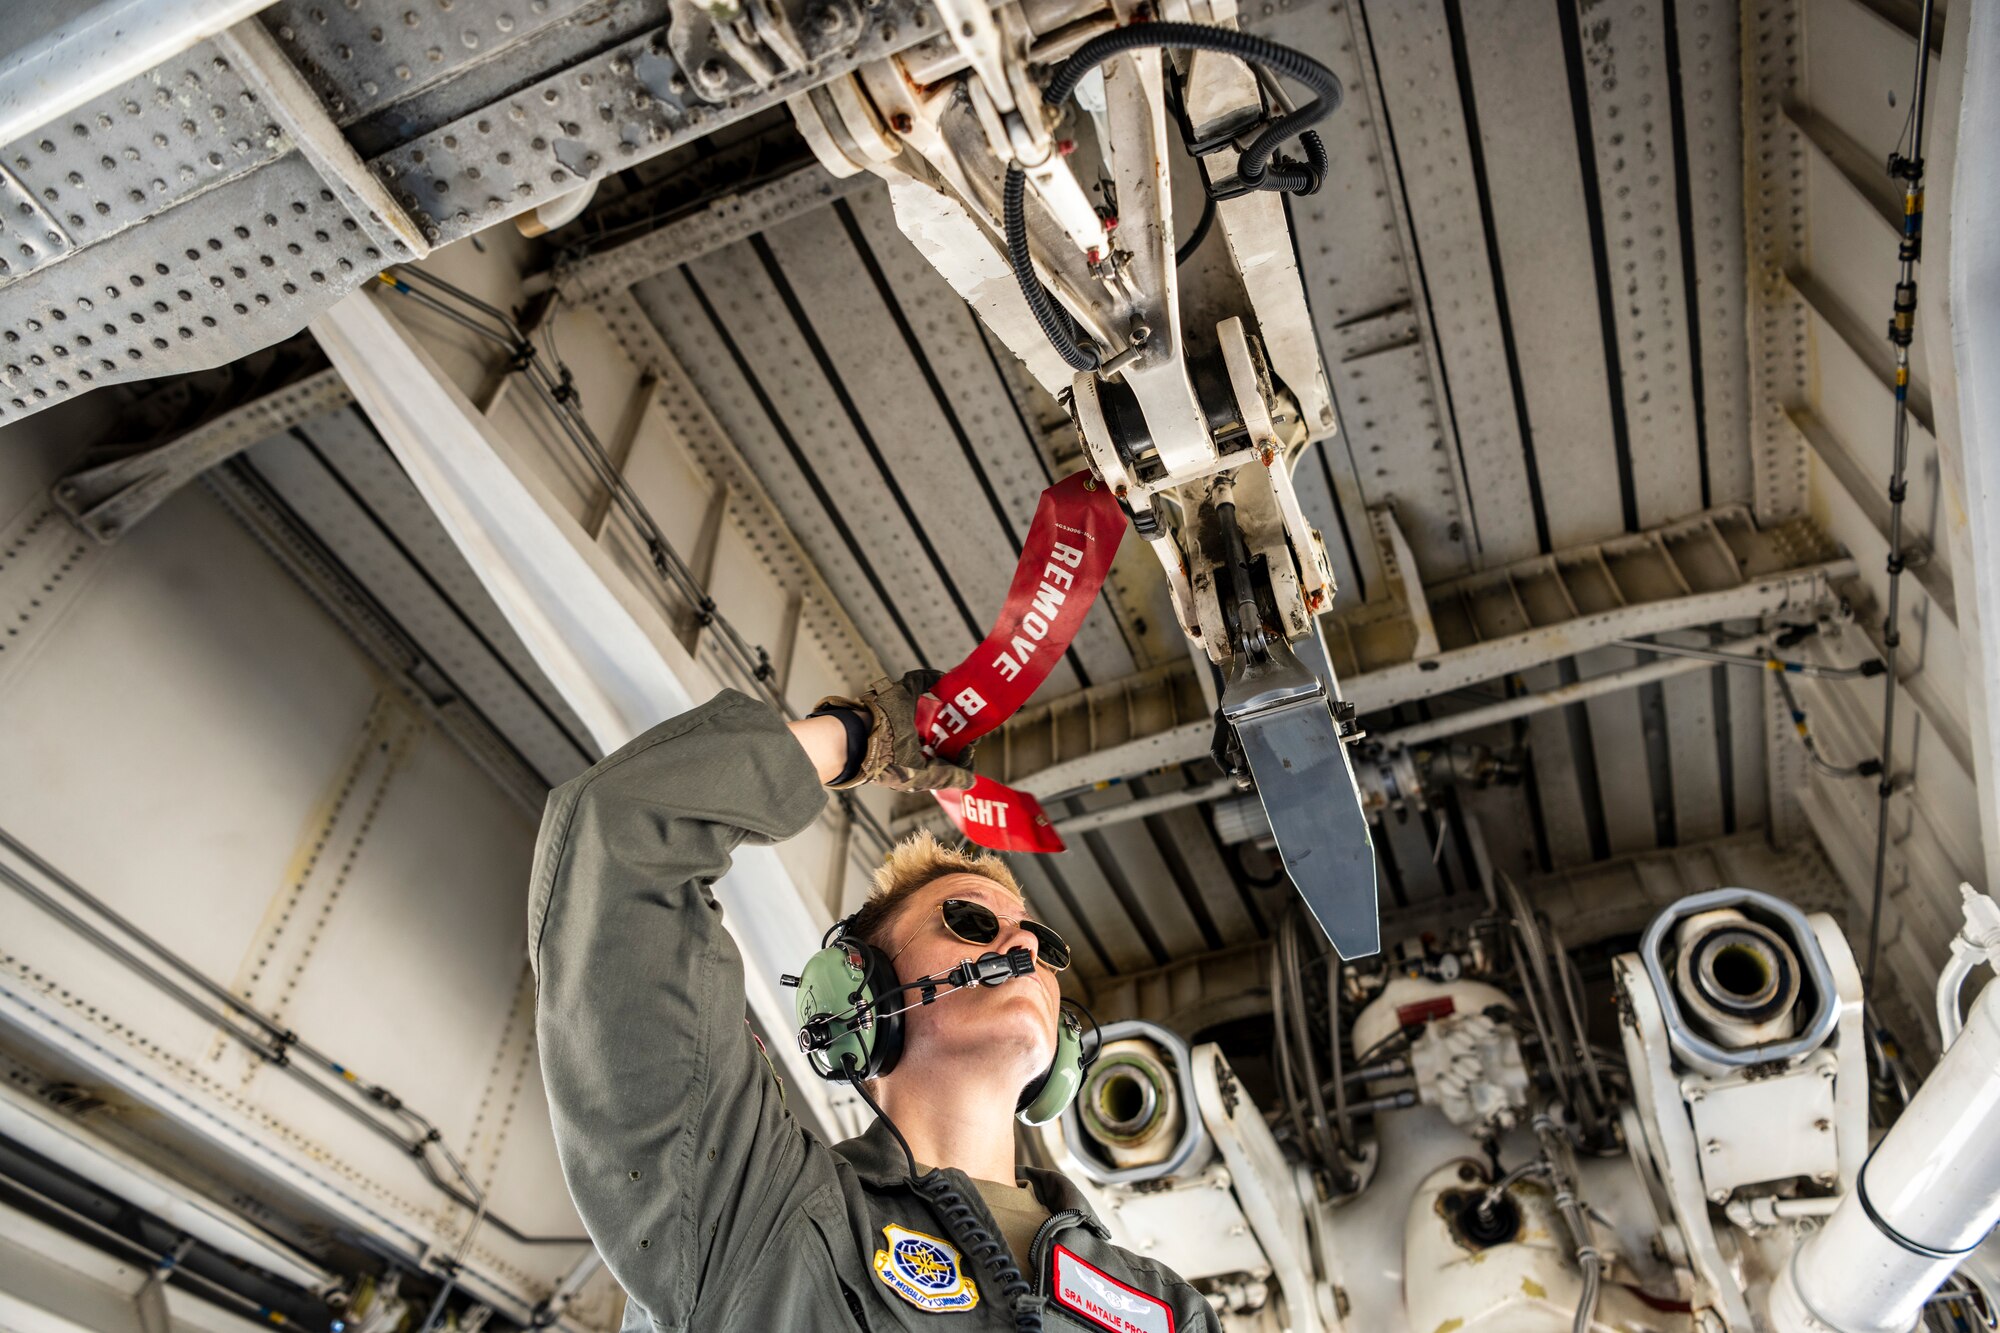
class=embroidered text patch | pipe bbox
[873,1223,980,1313]
[1051,1245,1174,1333]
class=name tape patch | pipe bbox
[1051,1244,1174,1333]
[873,1223,980,1314]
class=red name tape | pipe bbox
[916,471,1125,854]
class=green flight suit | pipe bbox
[531,690,1221,1331]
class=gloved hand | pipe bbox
[813,669,977,793]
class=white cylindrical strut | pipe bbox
[1774,978,2000,1333]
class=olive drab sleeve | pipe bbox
[528,691,831,1330]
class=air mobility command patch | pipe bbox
[873,1223,980,1313]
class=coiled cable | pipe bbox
[912,1173,1044,1333]
[845,1061,1046,1333]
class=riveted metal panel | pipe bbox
[366,0,929,248]
[1132,782,1262,946]
[1673,0,1751,510]
[0,490,383,1003]
[1239,0,1447,587]
[758,203,1085,693]
[1014,843,1157,977]
[1744,0,1810,525]
[1800,0,1931,165]
[1662,663,1724,843]
[1068,790,1211,960]
[0,0,934,429]
[555,163,870,304]
[1571,0,1704,528]
[1456,0,1622,548]
[635,260,967,668]
[1349,0,1542,566]
[0,165,76,285]
[1522,664,1596,868]
[1577,645,1657,854]
[0,503,102,690]
[839,184,1141,686]
[1334,338,1464,573]
[0,155,384,422]
[250,409,597,783]
[259,0,621,127]
[592,287,886,693]
[0,40,286,264]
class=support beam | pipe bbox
[1788,405,1954,617]
[212,19,426,261]
[308,285,852,1137]
[1373,636,1767,750]
[997,553,1855,796]
[52,369,351,542]
[0,1078,336,1295]
[540,167,872,305]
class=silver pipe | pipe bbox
[1052,777,1241,835]
[1375,636,1767,750]
[1866,0,1937,993]
[0,1080,336,1292]
[1610,636,1875,679]
[1532,1113,1601,1333]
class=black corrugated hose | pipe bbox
[1005,21,1342,371]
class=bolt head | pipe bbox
[695,58,730,92]
[890,111,913,133]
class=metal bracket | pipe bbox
[52,367,350,542]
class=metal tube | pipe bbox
[1865,0,1937,994]
[1327,952,1352,1162]
[1051,777,1240,835]
[1376,636,1768,749]
[0,1080,337,1292]
[1532,1113,1601,1333]
[1776,978,2000,1333]
[1609,636,1874,679]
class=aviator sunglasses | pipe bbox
[899,898,1072,972]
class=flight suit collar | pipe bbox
[834,1118,1110,1233]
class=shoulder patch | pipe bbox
[873,1223,981,1313]
[1051,1244,1175,1333]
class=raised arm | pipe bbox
[529,690,828,1327]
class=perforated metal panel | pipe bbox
[0,0,932,426]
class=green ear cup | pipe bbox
[795,943,881,1080]
[1017,1008,1086,1126]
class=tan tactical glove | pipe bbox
[814,669,977,793]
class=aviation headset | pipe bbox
[787,914,1093,1126]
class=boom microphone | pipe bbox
[796,947,1040,1055]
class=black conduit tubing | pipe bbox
[1041,22,1341,193]
[1004,165,1102,372]
[1007,21,1342,368]
[1175,191,1216,266]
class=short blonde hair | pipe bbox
[847,829,1025,951]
